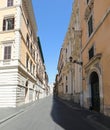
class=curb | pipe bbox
[0,109,24,124]
[87,115,110,130]
[0,101,36,125]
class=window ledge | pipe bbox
[84,53,102,69]
[0,30,15,34]
[3,60,11,65]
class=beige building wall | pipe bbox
[57,0,110,116]
[79,0,110,116]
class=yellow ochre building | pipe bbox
[56,0,110,116]
[0,0,49,107]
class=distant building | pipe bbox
[57,0,82,102]
[53,74,59,95]
[36,37,49,99]
[57,48,64,98]
[0,0,48,107]
[49,83,54,95]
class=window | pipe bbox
[33,65,35,75]
[26,34,29,47]
[7,0,13,7]
[88,15,93,36]
[4,46,11,60]
[30,61,32,73]
[26,54,29,69]
[66,76,68,80]
[89,46,94,60]
[32,49,35,59]
[87,0,90,4]
[30,30,32,36]
[3,17,14,31]
[66,85,68,93]
[66,48,67,53]
[30,43,32,54]
[26,19,29,27]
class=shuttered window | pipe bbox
[3,18,14,31]
[26,54,29,69]
[26,34,30,47]
[87,0,90,4]
[7,0,13,7]
[4,46,11,60]
[89,46,94,60]
[88,15,93,36]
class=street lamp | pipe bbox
[69,56,83,65]
[69,56,74,100]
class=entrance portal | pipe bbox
[90,72,100,112]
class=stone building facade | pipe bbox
[57,0,82,103]
[0,0,48,107]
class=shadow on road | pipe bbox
[50,95,82,130]
[50,95,110,130]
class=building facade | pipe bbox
[54,74,59,96]
[0,0,48,107]
[57,0,82,103]
[57,0,110,116]
[57,49,63,97]
[80,0,110,116]
[36,37,48,99]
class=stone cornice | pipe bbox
[18,60,36,83]
[0,59,37,83]
[22,0,37,35]
[0,4,21,11]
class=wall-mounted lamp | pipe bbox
[83,78,85,80]
[69,56,83,66]
[69,56,73,62]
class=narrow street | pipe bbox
[0,96,109,130]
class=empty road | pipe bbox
[0,96,108,130]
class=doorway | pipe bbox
[90,72,100,112]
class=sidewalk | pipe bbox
[57,97,110,130]
[0,101,35,124]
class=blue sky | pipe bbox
[32,0,73,83]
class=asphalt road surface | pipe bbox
[0,96,108,130]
